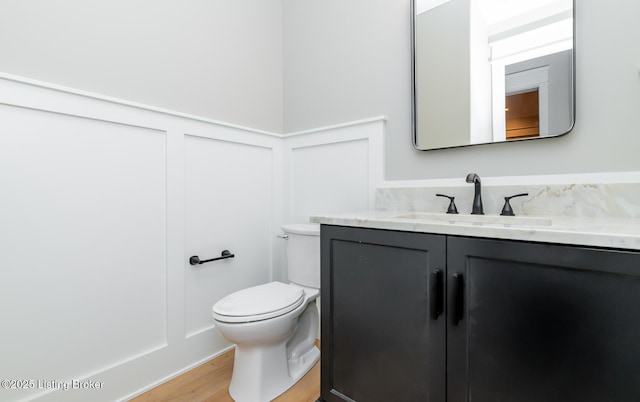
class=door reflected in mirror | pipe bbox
[506,89,539,139]
[412,0,575,150]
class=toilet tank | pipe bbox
[282,223,320,289]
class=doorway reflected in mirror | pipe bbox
[506,89,539,140]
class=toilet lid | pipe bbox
[212,282,305,323]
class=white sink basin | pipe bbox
[391,212,552,227]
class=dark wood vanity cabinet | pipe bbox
[319,225,446,402]
[319,225,640,402]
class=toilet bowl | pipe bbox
[211,223,320,402]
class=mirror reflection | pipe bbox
[412,0,575,150]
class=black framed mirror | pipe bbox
[412,0,575,150]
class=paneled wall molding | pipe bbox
[0,104,171,401]
[0,74,284,402]
[283,116,387,138]
[0,72,281,137]
[5,72,638,401]
[0,73,381,402]
[282,118,385,226]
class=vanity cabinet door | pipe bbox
[320,225,446,402]
[447,237,640,402]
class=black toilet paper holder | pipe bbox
[189,250,235,266]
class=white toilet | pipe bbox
[212,223,321,402]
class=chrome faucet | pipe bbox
[465,173,484,215]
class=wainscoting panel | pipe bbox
[0,75,281,402]
[275,119,384,281]
[283,118,385,225]
[290,139,369,223]
[0,74,382,401]
[184,135,274,338]
[0,104,168,402]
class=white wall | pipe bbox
[283,119,384,222]
[0,75,380,401]
[2,1,638,181]
[283,0,640,180]
[0,1,637,399]
[0,76,281,402]
[282,0,411,168]
[0,0,283,133]
[0,4,384,398]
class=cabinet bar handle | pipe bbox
[453,273,464,325]
[431,270,444,319]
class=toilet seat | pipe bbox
[212,281,305,323]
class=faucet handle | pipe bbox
[436,194,459,214]
[500,193,529,216]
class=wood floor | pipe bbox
[131,342,320,402]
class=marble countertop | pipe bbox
[310,211,640,251]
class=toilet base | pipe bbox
[226,300,320,402]
[288,343,320,386]
[229,343,320,402]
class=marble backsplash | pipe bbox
[375,183,640,219]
